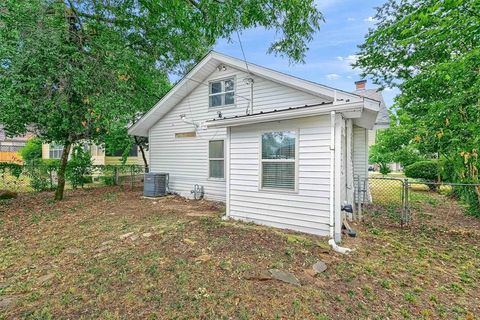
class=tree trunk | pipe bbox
[55,142,72,200]
[138,144,149,173]
[134,136,149,173]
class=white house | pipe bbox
[129,51,382,243]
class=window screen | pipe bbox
[209,140,224,178]
[261,131,296,190]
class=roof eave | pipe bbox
[206,102,365,129]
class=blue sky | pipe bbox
[214,0,399,108]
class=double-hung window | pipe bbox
[209,78,235,108]
[209,140,225,179]
[261,131,297,191]
[49,144,64,159]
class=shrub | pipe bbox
[0,162,22,179]
[19,138,42,162]
[404,161,439,181]
[30,175,51,191]
[99,175,115,186]
[379,163,391,175]
[66,146,93,189]
[24,159,59,191]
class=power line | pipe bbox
[236,31,251,75]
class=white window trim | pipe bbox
[258,129,299,193]
[49,144,64,159]
[208,139,226,180]
[208,76,236,108]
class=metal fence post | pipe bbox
[357,177,362,221]
[403,178,409,225]
[130,166,134,189]
[114,167,119,186]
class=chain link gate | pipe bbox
[355,176,410,226]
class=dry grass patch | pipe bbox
[0,187,479,319]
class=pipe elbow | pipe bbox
[328,239,353,254]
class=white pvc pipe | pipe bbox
[329,111,352,254]
[329,111,336,240]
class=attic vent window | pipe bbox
[209,78,235,108]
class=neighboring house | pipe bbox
[42,143,148,166]
[129,51,381,241]
[0,127,32,163]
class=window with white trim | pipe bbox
[209,140,225,179]
[261,131,296,190]
[49,144,64,159]
[209,78,235,107]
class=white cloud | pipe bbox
[347,17,356,21]
[364,16,376,22]
[336,54,358,65]
[326,73,341,80]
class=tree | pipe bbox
[368,143,392,175]
[355,0,480,183]
[370,121,424,169]
[19,138,42,162]
[0,0,323,200]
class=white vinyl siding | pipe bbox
[228,116,331,236]
[148,65,329,201]
[353,125,368,182]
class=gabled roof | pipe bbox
[355,89,390,128]
[129,51,379,136]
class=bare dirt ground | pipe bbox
[0,187,478,319]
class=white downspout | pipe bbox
[328,111,352,254]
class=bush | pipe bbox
[19,138,42,162]
[24,159,59,191]
[404,161,439,181]
[66,146,93,189]
[379,163,391,175]
[0,162,22,179]
[99,175,115,186]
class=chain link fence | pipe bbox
[0,162,146,193]
[357,176,480,226]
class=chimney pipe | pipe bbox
[355,80,367,91]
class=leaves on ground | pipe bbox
[0,187,478,319]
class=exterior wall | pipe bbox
[41,144,49,159]
[0,152,22,163]
[353,126,368,182]
[368,128,376,146]
[345,119,355,209]
[227,116,332,236]
[149,65,329,201]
